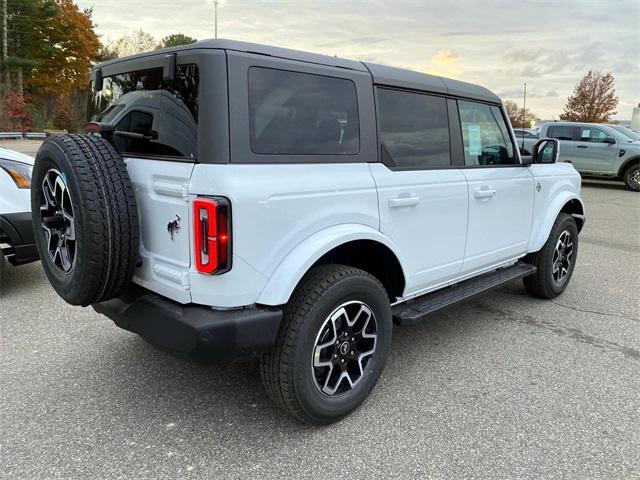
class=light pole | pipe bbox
[207,0,226,39]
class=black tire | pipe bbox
[260,264,392,425]
[0,249,6,293]
[31,134,139,306]
[523,213,578,299]
[623,164,640,192]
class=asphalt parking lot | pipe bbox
[1,140,639,479]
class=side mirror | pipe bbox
[532,138,559,164]
[603,136,616,144]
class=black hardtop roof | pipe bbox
[94,39,501,104]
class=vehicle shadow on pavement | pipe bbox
[59,286,530,437]
[581,179,627,191]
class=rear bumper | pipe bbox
[0,212,38,265]
[92,288,282,363]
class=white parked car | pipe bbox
[32,40,585,424]
[0,145,38,288]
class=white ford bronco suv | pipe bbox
[32,40,585,424]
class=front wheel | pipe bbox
[624,164,640,192]
[523,213,579,299]
[260,264,392,425]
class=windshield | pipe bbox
[610,125,640,141]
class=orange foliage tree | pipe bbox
[560,71,618,123]
[25,1,101,128]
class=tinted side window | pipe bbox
[579,127,608,142]
[458,101,516,166]
[377,88,450,169]
[547,125,576,141]
[248,67,359,155]
[87,64,199,159]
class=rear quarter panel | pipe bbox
[188,163,380,306]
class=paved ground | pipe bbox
[1,140,639,479]
[0,139,42,157]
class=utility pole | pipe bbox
[521,82,527,152]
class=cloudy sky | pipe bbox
[77,0,639,120]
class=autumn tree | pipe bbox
[160,33,197,48]
[0,92,32,130]
[107,30,158,57]
[560,71,618,123]
[0,0,100,129]
[504,100,539,128]
[1,0,58,97]
[26,0,101,127]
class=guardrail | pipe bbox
[0,132,23,139]
[0,130,67,140]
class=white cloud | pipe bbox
[79,0,640,119]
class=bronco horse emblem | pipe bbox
[167,215,181,241]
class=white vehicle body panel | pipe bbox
[125,157,194,304]
[460,167,534,274]
[368,163,468,294]
[126,157,583,308]
[187,163,379,307]
[527,162,584,252]
[0,147,33,215]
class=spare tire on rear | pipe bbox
[32,134,139,306]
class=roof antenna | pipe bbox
[521,81,527,152]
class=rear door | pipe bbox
[457,100,534,275]
[87,58,201,303]
[370,88,468,294]
[546,125,579,166]
[572,125,617,173]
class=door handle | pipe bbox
[388,195,420,208]
[577,145,588,149]
[474,189,496,199]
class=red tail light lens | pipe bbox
[193,197,231,275]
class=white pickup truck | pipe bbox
[31,40,585,424]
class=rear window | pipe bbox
[547,125,576,141]
[248,67,359,155]
[87,64,199,159]
[377,88,450,169]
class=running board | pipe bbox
[392,262,536,326]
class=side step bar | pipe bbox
[392,262,536,326]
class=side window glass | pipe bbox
[88,64,199,159]
[248,67,359,155]
[580,127,607,142]
[377,88,450,169]
[458,101,516,166]
[547,126,576,141]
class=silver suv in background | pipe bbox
[520,122,640,191]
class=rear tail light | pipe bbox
[193,197,231,275]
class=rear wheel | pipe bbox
[260,264,392,424]
[623,164,640,192]
[523,213,579,299]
